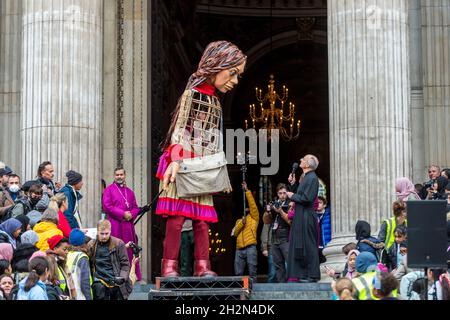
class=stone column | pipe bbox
[324,1,411,278]
[21,0,103,228]
[410,0,426,184]
[422,0,450,169]
[0,0,22,173]
[102,0,150,281]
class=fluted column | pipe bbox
[21,0,103,228]
[422,0,450,169]
[0,0,22,173]
[410,0,426,183]
[324,1,411,278]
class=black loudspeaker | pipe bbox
[406,200,448,268]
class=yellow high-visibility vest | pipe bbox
[384,217,407,250]
[66,251,93,300]
[353,271,398,300]
[57,265,67,293]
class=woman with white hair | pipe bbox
[33,208,63,251]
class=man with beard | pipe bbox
[36,161,62,197]
[102,168,142,282]
[87,219,131,300]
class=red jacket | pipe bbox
[57,210,72,238]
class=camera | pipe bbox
[113,276,126,286]
[269,200,289,212]
[423,180,434,189]
[129,242,142,257]
[272,200,282,209]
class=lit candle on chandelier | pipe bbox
[245,119,248,129]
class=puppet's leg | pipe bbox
[161,215,184,277]
[192,220,217,277]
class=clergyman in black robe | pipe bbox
[286,155,320,282]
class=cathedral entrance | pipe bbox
[150,0,329,281]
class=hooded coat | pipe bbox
[355,220,383,259]
[33,221,63,252]
[0,218,22,248]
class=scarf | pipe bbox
[395,177,420,201]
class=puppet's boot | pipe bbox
[193,260,217,277]
[161,259,180,277]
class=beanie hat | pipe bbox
[47,235,64,250]
[0,166,12,176]
[356,251,378,273]
[66,170,82,186]
[69,228,86,246]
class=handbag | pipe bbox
[176,151,232,198]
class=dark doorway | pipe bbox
[149,0,328,282]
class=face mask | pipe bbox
[9,185,20,193]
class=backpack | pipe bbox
[411,277,428,300]
[0,206,13,223]
[0,198,34,224]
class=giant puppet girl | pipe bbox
[155,41,247,277]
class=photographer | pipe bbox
[427,176,448,200]
[232,182,259,281]
[263,183,291,283]
[421,165,441,199]
[87,220,132,300]
[127,242,141,286]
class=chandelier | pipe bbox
[245,75,301,141]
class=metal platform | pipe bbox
[149,276,252,300]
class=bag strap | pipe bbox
[219,112,224,152]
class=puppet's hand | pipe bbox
[163,162,180,192]
[224,186,233,194]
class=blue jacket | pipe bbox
[16,277,48,300]
[59,184,83,229]
[357,236,383,259]
[317,206,331,247]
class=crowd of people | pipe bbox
[1,156,450,301]
[0,161,142,300]
[232,161,450,300]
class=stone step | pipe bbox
[250,283,333,300]
[129,283,333,300]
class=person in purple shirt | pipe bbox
[102,167,141,281]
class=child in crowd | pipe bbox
[372,271,400,300]
[334,277,354,300]
[16,256,49,300]
[382,225,407,271]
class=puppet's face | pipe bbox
[211,61,246,93]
